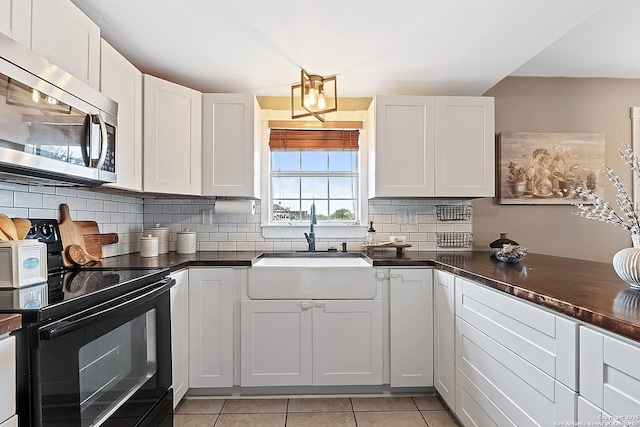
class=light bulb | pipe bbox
[317,93,326,110]
[32,89,40,103]
[308,88,317,106]
[46,96,58,105]
[303,94,311,108]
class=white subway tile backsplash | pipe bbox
[0,190,14,206]
[218,242,237,251]
[14,191,43,208]
[55,187,77,197]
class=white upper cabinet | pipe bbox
[202,93,260,198]
[434,96,495,197]
[370,96,435,198]
[143,74,202,195]
[0,0,31,47]
[100,39,143,191]
[370,95,494,198]
[31,0,100,89]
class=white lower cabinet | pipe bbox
[169,269,189,408]
[578,397,627,426]
[241,299,382,387]
[434,270,455,408]
[0,334,16,426]
[389,268,433,387]
[454,276,578,427]
[580,326,640,421]
[189,268,234,388]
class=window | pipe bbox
[269,129,359,225]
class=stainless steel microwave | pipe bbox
[0,32,117,187]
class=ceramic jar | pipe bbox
[177,230,196,254]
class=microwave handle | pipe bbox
[81,114,92,167]
[39,278,174,341]
[93,114,108,170]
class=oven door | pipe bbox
[30,279,173,427]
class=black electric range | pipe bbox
[0,219,174,427]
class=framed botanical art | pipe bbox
[497,132,605,205]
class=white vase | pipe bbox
[612,234,640,289]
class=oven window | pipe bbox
[78,309,157,427]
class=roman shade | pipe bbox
[269,129,359,151]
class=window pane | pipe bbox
[301,177,327,198]
[272,151,300,171]
[301,151,328,171]
[329,152,357,171]
[303,199,328,221]
[272,177,300,198]
[272,200,300,222]
[329,177,357,198]
[329,200,357,221]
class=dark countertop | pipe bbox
[99,250,640,342]
[0,313,21,335]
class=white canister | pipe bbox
[177,230,196,254]
[143,224,169,254]
[140,235,159,258]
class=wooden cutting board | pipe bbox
[59,204,94,266]
[83,233,119,259]
[74,220,119,259]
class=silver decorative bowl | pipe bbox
[493,245,527,263]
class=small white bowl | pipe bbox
[390,235,407,243]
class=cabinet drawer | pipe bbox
[456,317,576,427]
[0,335,15,425]
[580,327,640,417]
[456,278,577,389]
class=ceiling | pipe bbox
[72,0,634,99]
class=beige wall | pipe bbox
[474,76,640,263]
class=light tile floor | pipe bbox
[174,396,461,427]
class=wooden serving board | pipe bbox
[74,220,119,259]
[361,241,412,255]
[83,233,119,259]
[59,204,94,266]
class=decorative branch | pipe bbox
[571,144,640,235]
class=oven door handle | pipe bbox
[39,278,174,341]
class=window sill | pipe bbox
[261,224,367,239]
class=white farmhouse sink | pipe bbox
[248,255,376,299]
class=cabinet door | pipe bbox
[202,94,260,198]
[240,300,313,386]
[434,270,455,408]
[580,327,640,417]
[0,335,15,425]
[143,74,202,195]
[101,40,143,191]
[0,0,31,47]
[188,268,234,388]
[390,268,433,387]
[312,300,383,386]
[371,96,435,197]
[31,0,100,88]
[434,96,495,197]
[169,270,189,407]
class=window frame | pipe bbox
[259,109,369,239]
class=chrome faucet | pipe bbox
[304,200,317,251]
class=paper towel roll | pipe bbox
[215,200,256,215]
